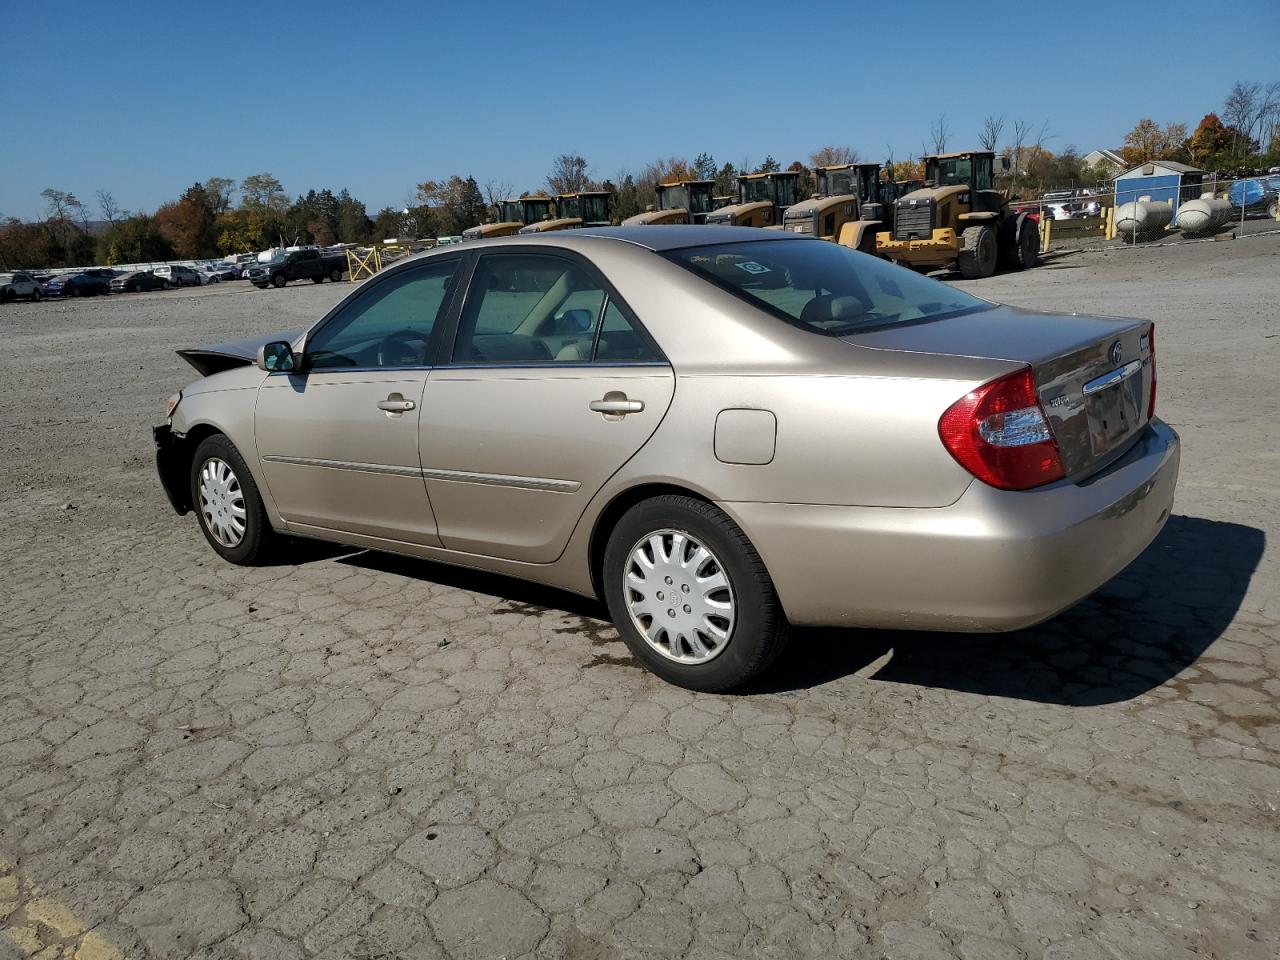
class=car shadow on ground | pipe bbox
[330,515,1262,707]
[748,514,1265,705]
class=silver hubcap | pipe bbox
[199,457,247,548]
[624,530,735,664]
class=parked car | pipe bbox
[245,248,346,288]
[203,262,242,281]
[1,271,44,301]
[111,270,169,293]
[42,273,111,297]
[152,264,203,288]
[1227,178,1280,219]
[154,227,1178,691]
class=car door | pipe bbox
[420,250,675,563]
[255,255,463,545]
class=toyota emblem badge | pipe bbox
[1109,340,1123,366]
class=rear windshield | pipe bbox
[664,239,990,335]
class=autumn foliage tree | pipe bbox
[1119,118,1189,165]
[154,183,218,259]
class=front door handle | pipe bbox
[377,394,416,413]
[589,394,644,415]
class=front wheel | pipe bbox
[311,275,324,284]
[957,225,998,279]
[70,286,81,297]
[190,434,276,565]
[602,495,790,691]
[162,280,171,290]
[272,273,287,288]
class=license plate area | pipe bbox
[1084,366,1143,455]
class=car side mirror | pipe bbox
[256,341,295,372]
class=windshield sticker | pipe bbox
[735,261,772,275]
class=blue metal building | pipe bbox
[1113,160,1204,214]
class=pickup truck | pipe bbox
[246,249,346,288]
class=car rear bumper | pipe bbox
[720,419,1180,631]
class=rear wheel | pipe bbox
[162,280,171,290]
[311,275,324,283]
[70,286,81,297]
[190,434,276,565]
[1268,200,1279,221]
[957,225,998,279]
[329,267,342,282]
[272,273,287,288]
[602,495,790,691]
[1016,218,1040,269]
[31,288,42,301]
[1,289,13,303]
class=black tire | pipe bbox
[1015,218,1040,269]
[31,288,42,301]
[1268,200,1279,221]
[602,495,790,691]
[189,434,276,565]
[272,273,287,288]
[1,289,13,303]
[70,286,81,297]
[162,280,171,290]
[957,224,998,279]
[312,275,324,283]
[329,268,342,282]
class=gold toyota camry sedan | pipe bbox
[155,226,1179,690]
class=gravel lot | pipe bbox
[2,236,1278,960]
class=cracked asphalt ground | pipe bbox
[2,235,1278,960]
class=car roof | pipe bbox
[455,225,800,254]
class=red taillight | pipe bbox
[939,366,1065,491]
[1146,323,1157,420]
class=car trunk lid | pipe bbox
[841,304,1154,479]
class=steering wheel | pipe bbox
[377,328,429,367]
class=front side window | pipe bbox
[305,258,459,370]
[666,240,989,336]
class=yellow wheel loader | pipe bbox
[462,196,558,240]
[875,151,1039,278]
[519,191,614,233]
[623,180,717,225]
[703,171,799,227]
[780,163,889,254]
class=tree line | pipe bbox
[3,78,1275,270]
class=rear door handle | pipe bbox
[377,395,416,413]
[589,396,644,414]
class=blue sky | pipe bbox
[2,0,1277,221]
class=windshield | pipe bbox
[657,184,687,211]
[928,157,972,187]
[522,199,554,223]
[579,195,608,223]
[664,240,989,336]
[687,185,714,215]
[557,196,581,220]
[823,169,855,197]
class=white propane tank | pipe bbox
[1114,200,1173,241]
[1176,197,1232,235]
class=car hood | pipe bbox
[177,330,300,377]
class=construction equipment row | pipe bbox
[461,150,1042,279]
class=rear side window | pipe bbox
[452,255,605,363]
[665,240,989,335]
